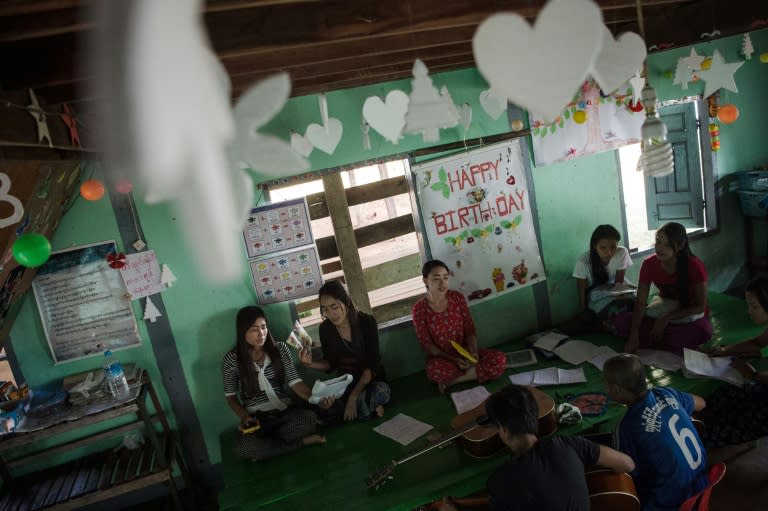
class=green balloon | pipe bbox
[12,233,52,268]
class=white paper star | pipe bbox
[629,73,645,105]
[27,89,52,147]
[698,49,744,98]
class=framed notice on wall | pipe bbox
[31,241,141,363]
[411,139,546,305]
[242,198,315,258]
[249,246,323,305]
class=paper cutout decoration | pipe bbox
[305,94,343,155]
[473,0,605,122]
[144,296,162,323]
[628,73,645,107]
[673,48,705,90]
[232,73,309,176]
[458,103,472,133]
[590,27,646,94]
[0,173,25,229]
[60,104,81,147]
[479,89,507,120]
[742,33,754,60]
[106,251,127,269]
[161,263,177,287]
[403,59,459,143]
[93,0,250,284]
[27,89,52,147]
[362,90,410,144]
[290,130,313,158]
[698,49,744,98]
[361,121,371,150]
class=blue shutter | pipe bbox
[645,102,704,229]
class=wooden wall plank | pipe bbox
[363,253,422,292]
[315,214,415,260]
[306,176,409,220]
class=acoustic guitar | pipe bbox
[415,468,639,511]
[366,386,557,488]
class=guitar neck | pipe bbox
[394,418,485,465]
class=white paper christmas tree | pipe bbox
[742,33,754,61]
[160,263,177,287]
[403,59,459,143]
[144,296,162,323]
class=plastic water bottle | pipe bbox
[104,350,130,400]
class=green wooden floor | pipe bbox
[218,293,763,511]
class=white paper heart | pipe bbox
[458,103,472,131]
[306,118,343,155]
[362,90,409,144]
[479,89,507,120]
[290,131,313,157]
[591,27,647,94]
[473,0,604,122]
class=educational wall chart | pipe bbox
[31,241,141,363]
[530,80,644,166]
[412,139,546,304]
[242,198,314,258]
[249,247,322,304]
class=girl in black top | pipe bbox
[300,280,390,422]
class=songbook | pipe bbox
[682,348,747,387]
[508,367,587,386]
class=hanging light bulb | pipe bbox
[638,84,674,177]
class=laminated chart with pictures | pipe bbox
[249,248,322,304]
[242,198,314,258]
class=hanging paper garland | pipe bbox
[709,123,720,152]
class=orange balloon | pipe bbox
[80,179,105,201]
[717,104,739,124]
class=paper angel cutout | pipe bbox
[144,296,162,323]
[160,263,176,287]
[403,59,459,143]
[60,104,81,147]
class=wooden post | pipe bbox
[322,173,372,313]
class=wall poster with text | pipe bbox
[31,241,141,363]
[412,139,546,305]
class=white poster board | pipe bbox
[412,140,546,304]
[32,241,141,363]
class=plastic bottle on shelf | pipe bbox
[103,350,130,400]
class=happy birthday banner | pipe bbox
[412,139,546,304]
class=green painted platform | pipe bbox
[218,293,764,511]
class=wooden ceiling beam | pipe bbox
[0,7,89,43]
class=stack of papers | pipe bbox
[682,348,747,387]
[552,340,618,370]
[450,385,491,415]
[509,367,587,386]
[372,413,433,445]
[638,349,683,371]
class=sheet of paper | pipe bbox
[532,367,559,386]
[587,346,619,371]
[533,331,569,352]
[557,367,587,384]
[638,349,683,371]
[682,348,747,386]
[606,282,637,296]
[372,413,434,446]
[509,371,535,386]
[450,385,491,415]
[553,340,600,365]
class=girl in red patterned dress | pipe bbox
[412,260,506,392]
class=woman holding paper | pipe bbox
[412,260,506,392]
[299,280,390,422]
[610,222,712,355]
[222,306,333,461]
[699,276,768,448]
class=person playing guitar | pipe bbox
[436,385,635,511]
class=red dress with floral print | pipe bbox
[412,290,506,384]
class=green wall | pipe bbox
[8,30,768,467]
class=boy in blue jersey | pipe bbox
[604,354,708,511]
